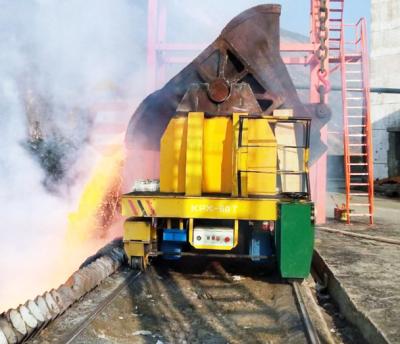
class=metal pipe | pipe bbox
[295,84,400,94]
[370,87,400,94]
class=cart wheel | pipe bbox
[130,256,146,271]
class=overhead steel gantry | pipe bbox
[145,0,374,225]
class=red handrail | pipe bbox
[340,17,374,224]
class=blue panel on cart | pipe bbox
[163,228,187,242]
[161,242,182,260]
[249,231,273,261]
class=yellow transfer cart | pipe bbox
[121,112,314,278]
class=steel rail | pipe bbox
[60,265,321,344]
[292,281,321,344]
[63,270,142,344]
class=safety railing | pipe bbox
[236,116,312,199]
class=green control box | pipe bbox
[275,202,314,279]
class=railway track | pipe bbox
[31,258,328,344]
[63,271,142,344]
[291,281,321,344]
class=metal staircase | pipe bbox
[325,1,374,224]
[336,14,374,224]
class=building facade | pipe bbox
[371,0,400,178]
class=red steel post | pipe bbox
[309,0,329,224]
[360,18,374,225]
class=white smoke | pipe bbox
[0,0,147,311]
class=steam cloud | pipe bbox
[0,0,146,311]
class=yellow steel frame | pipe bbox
[185,112,204,196]
[122,113,311,256]
[123,221,151,242]
[121,195,278,221]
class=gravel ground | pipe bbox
[31,256,365,344]
[33,258,310,344]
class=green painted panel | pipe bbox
[276,202,314,278]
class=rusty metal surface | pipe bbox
[125,4,330,178]
[176,83,261,115]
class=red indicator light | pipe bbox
[224,237,230,243]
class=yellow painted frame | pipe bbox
[185,112,204,196]
[124,241,145,257]
[121,195,278,221]
[123,221,151,242]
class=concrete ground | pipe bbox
[314,192,400,344]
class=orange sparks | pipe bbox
[66,144,125,248]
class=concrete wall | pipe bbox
[370,0,400,178]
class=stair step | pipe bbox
[346,53,362,57]
[350,203,370,206]
[347,97,363,100]
[347,80,362,82]
[346,71,362,74]
[347,106,364,109]
[348,125,366,128]
[348,163,368,165]
[330,38,341,41]
[350,183,369,186]
[346,88,363,92]
[348,144,367,147]
[348,134,366,137]
[329,19,342,22]
[330,9,343,12]
[346,62,362,65]
[349,153,367,156]
[347,132,365,137]
[350,193,369,196]
[349,213,372,217]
